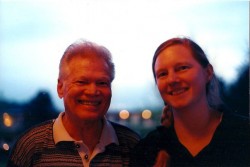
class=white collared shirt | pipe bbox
[53,112,119,167]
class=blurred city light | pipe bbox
[3,113,13,127]
[3,143,9,151]
[119,110,130,120]
[142,109,152,120]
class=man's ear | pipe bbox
[206,64,214,82]
[57,79,64,99]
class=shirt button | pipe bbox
[75,144,80,148]
[84,154,88,160]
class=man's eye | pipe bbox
[98,81,110,86]
[76,81,87,85]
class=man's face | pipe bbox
[57,55,112,122]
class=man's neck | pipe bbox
[62,113,103,153]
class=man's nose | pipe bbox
[85,84,100,95]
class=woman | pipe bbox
[130,37,249,167]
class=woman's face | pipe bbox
[154,44,212,110]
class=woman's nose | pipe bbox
[167,72,180,85]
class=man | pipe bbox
[8,40,140,167]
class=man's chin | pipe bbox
[78,113,104,121]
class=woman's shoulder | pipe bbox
[137,125,172,147]
[219,111,250,140]
[219,105,249,124]
[130,126,170,167]
[222,111,249,128]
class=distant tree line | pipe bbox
[22,91,59,130]
[0,91,58,141]
[220,64,249,117]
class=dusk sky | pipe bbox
[0,0,249,112]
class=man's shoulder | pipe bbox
[23,120,54,135]
[15,120,54,145]
[109,121,141,142]
[8,120,55,165]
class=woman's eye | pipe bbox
[177,66,189,71]
[157,72,167,78]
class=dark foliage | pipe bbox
[22,90,58,130]
[220,65,249,117]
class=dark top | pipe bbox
[130,112,250,167]
[7,120,140,167]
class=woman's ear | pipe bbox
[57,79,64,99]
[206,64,214,82]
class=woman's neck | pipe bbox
[173,105,212,134]
[173,105,222,156]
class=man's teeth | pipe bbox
[78,100,100,105]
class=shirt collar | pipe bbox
[53,112,119,146]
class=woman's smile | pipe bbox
[168,87,189,96]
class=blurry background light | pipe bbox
[142,109,152,120]
[3,143,9,151]
[3,113,13,127]
[119,110,130,120]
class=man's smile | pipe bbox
[77,100,101,106]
